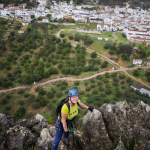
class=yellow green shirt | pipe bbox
[61,99,80,120]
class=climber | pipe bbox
[52,88,94,150]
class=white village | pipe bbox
[0,0,150,45]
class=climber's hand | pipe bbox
[88,106,95,112]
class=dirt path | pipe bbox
[0,29,150,93]
[0,66,150,93]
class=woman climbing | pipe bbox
[52,88,94,150]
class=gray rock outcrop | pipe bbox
[82,109,112,150]
[0,101,150,150]
[100,101,150,150]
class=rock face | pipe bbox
[0,113,14,146]
[0,101,150,150]
[82,109,112,150]
[99,101,150,150]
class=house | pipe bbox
[105,38,108,41]
[131,82,150,97]
[132,46,138,51]
[42,17,49,23]
[133,59,142,65]
[98,37,103,40]
[18,30,24,34]
[22,22,29,26]
[0,4,4,8]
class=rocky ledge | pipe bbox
[0,100,150,150]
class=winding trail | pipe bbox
[0,29,150,93]
[0,66,150,93]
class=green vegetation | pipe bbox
[0,72,149,126]
[0,19,112,88]
[0,18,149,130]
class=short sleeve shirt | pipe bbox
[61,99,81,120]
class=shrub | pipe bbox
[119,74,125,79]
[79,90,84,95]
[121,85,126,89]
[103,79,109,83]
[1,98,8,105]
[126,78,133,83]
[113,77,119,82]
[92,90,98,94]
[47,118,54,124]
[90,84,96,88]
[61,85,66,90]
[98,87,104,92]
[38,88,46,95]
[86,93,91,97]
[5,105,11,111]
[47,91,54,98]
[39,98,47,106]
[86,86,91,91]
[24,93,30,98]
[5,94,11,99]
[60,33,65,38]
[14,106,26,119]
[105,89,112,94]
[90,79,95,83]
[94,66,99,71]
[69,35,73,40]
[91,52,97,58]
[96,75,103,80]
[121,81,125,84]
[74,81,80,86]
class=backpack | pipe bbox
[56,98,79,118]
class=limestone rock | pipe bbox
[100,101,150,149]
[0,113,14,146]
[36,128,54,150]
[115,139,126,150]
[82,109,112,150]
[6,125,36,150]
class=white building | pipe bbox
[131,82,150,97]
[133,59,142,65]
[98,37,103,40]
[42,17,49,23]
[0,4,4,8]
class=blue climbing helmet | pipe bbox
[68,88,79,97]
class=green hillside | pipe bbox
[0,17,150,125]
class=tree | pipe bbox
[133,70,139,76]
[101,61,108,68]
[31,15,35,19]
[122,33,126,38]
[46,14,52,21]
[14,106,26,119]
[60,33,65,38]
[91,52,97,58]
